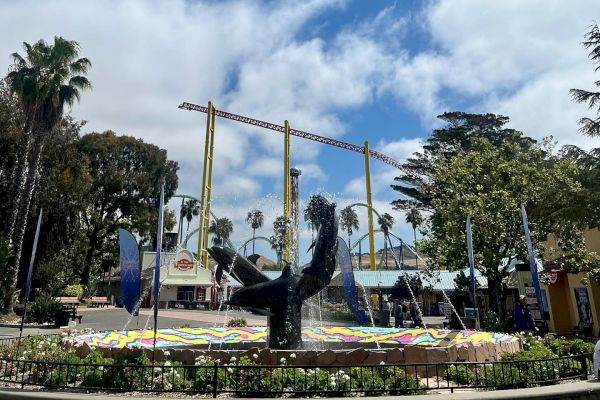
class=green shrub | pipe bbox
[28,294,62,324]
[60,284,83,298]
[227,318,247,327]
[481,311,512,333]
[543,336,594,356]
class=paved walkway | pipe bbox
[0,379,597,399]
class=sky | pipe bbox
[1,0,599,264]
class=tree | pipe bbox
[304,194,331,231]
[245,209,264,255]
[209,217,233,246]
[570,23,600,137]
[405,208,424,268]
[339,206,359,249]
[420,138,584,317]
[76,131,178,287]
[270,216,290,267]
[181,199,200,234]
[390,274,422,302]
[3,37,91,313]
[377,213,394,269]
[391,112,536,211]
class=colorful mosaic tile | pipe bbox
[75,326,517,349]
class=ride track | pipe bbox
[178,102,413,175]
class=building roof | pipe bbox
[332,269,487,291]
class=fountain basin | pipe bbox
[74,326,517,350]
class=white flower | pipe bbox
[227,367,234,374]
[98,366,104,371]
[252,354,259,360]
[342,374,350,381]
[379,361,385,365]
[164,361,171,367]
[229,356,237,363]
[290,353,296,359]
[280,357,286,364]
[153,367,162,375]
[164,350,171,357]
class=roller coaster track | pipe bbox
[178,102,411,173]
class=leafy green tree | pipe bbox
[181,199,200,234]
[377,213,394,269]
[303,194,331,231]
[405,208,424,268]
[3,36,91,313]
[245,209,264,255]
[339,206,359,249]
[570,23,600,137]
[390,274,422,302]
[76,131,178,287]
[391,112,536,210]
[421,138,584,316]
[270,216,290,267]
[208,217,233,246]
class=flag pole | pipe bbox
[18,209,43,348]
[152,184,165,363]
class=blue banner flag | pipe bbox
[118,228,141,315]
[466,215,476,308]
[19,209,43,338]
[520,203,545,317]
[153,183,165,347]
[337,237,358,314]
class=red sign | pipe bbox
[549,269,566,286]
[175,259,194,271]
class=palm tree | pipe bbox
[378,213,394,269]
[245,209,264,255]
[181,199,200,234]
[208,217,233,246]
[339,206,359,249]
[3,37,91,313]
[405,208,424,268]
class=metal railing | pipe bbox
[0,352,592,397]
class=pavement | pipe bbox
[0,379,597,399]
[0,307,446,338]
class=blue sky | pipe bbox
[1,0,599,264]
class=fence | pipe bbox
[0,352,593,397]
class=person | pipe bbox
[514,295,537,332]
[394,301,403,328]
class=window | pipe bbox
[177,286,194,301]
[196,287,206,301]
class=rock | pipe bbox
[346,348,368,364]
[364,350,387,365]
[447,345,458,362]
[75,342,92,358]
[334,351,348,365]
[386,348,404,364]
[316,350,336,366]
[426,347,449,364]
[260,348,274,365]
[404,345,428,364]
[457,344,470,361]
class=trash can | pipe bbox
[594,339,600,380]
[54,309,71,327]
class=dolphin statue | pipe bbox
[207,195,338,349]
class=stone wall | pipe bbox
[75,339,521,366]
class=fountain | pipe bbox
[207,195,338,349]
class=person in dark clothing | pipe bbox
[514,295,537,332]
[394,301,403,328]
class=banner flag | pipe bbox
[337,237,358,314]
[521,203,545,316]
[153,183,165,347]
[466,215,477,308]
[119,228,141,314]
[19,209,43,338]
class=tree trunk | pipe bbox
[3,128,44,315]
[177,199,184,244]
[252,228,256,254]
[81,239,96,288]
[384,236,388,269]
[487,274,506,318]
[3,121,32,240]
[413,228,418,269]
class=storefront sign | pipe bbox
[549,269,566,286]
[175,250,195,271]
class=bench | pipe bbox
[56,297,82,323]
[90,297,110,308]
